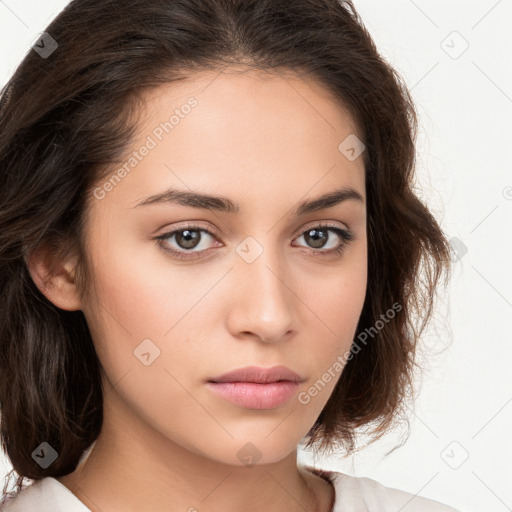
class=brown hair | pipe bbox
[0,0,452,501]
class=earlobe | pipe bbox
[25,244,83,311]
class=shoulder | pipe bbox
[302,465,462,512]
[1,477,90,512]
[336,472,461,512]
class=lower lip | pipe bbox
[206,381,300,409]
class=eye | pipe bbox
[154,222,354,261]
[154,223,219,260]
[293,223,355,255]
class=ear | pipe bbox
[25,242,83,311]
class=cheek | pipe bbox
[326,275,366,337]
[81,249,204,439]
[84,220,196,338]
[311,249,367,334]
[81,223,221,394]
[294,265,367,412]
[79,225,180,376]
[304,252,367,374]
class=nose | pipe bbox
[226,242,296,344]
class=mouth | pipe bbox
[208,365,304,384]
[206,365,305,409]
[205,380,302,410]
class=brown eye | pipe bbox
[303,227,330,249]
[174,229,202,250]
[155,225,219,260]
[294,224,354,253]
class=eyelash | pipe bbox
[154,222,355,261]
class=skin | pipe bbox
[29,66,367,512]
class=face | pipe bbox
[79,67,367,467]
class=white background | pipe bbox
[1,1,511,511]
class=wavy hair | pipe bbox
[0,0,452,501]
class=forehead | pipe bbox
[138,66,361,139]
[91,66,366,218]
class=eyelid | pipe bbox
[296,219,349,236]
[156,220,219,238]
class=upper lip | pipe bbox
[208,365,304,384]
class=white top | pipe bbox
[0,464,461,512]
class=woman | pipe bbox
[0,0,458,510]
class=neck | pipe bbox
[58,431,333,512]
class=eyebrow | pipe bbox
[133,186,364,216]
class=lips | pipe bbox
[206,365,306,409]
[208,365,304,384]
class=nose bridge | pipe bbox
[230,233,295,341]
